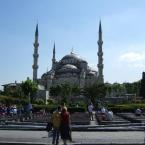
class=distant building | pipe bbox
[2,81,21,96]
[105,94,136,104]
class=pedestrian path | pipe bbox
[0,130,144,145]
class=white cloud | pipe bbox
[133,63,145,68]
[120,52,145,62]
[119,51,145,69]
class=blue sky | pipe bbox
[0,0,145,89]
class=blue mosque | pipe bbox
[32,21,104,92]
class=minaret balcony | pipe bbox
[97,64,103,68]
[97,41,103,45]
[97,52,103,56]
[33,54,39,57]
[33,43,39,47]
[32,65,38,69]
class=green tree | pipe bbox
[133,81,141,96]
[49,83,81,104]
[49,85,61,97]
[21,78,38,102]
[71,85,80,95]
[140,72,145,98]
[60,83,72,103]
[111,83,123,97]
[104,82,112,96]
[84,83,106,103]
[123,81,140,95]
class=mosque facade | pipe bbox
[32,22,104,91]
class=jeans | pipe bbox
[52,128,59,144]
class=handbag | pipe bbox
[46,122,53,132]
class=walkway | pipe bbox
[0,130,144,145]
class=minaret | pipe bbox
[97,21,104,83]
[32,24,39,82]
[52,43,56,69]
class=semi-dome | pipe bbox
[41,70,54,78]
[62,64,78,69]
[41,73,47,78]
[57,64,79,73]
[88,66,96,71]
[87,71,96,76]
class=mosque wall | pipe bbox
[52,76,80,86]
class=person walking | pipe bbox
[88,102,94,121]
[51,106,61,145]
[60,107,71,145]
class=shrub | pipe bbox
[33,99,45,105]
[32,105,86,114]
[32,104,57,113]
[47,99,57,105]
[108,103,145,113]
[0,95,28,105]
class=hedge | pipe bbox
[32,104,57,113]
[32,104,86,113]
[0,95,28,105]
[108,103,145,113]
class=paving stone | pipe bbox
[0,130,144,145]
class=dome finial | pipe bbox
[71,46,74,54]
[46,67,48,72]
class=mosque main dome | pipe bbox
[61,53,87,64]
[53,52,88,75]
[62,53,81,60]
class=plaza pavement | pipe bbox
[0,113,145,144]
[0,130,144,145]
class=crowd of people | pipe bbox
[0,104,18,116]
[0,103,33,120]
[96,107,114,121]
[87,102,114,121]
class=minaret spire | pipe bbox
[32,24,39,82]
[97,20,104,83]
[53,43,56,60]
[52,42,56,69]
[99,20,102,33]
[35,23,38,37]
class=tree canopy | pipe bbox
[84,83,106,103]
[21,78,38,102]
[49,83,80,103]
